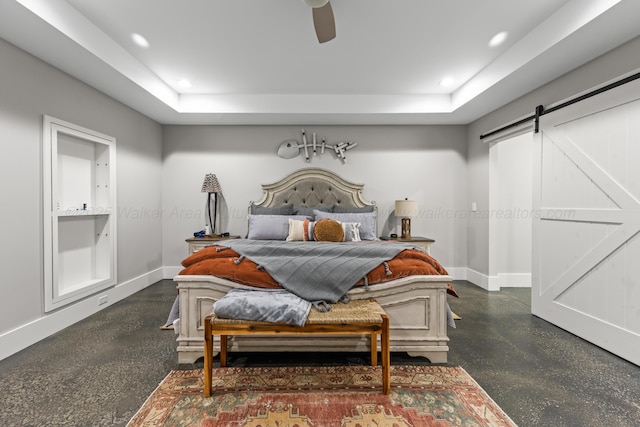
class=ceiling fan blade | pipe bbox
[312,1,336,43]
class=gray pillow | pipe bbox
[247,214,311,240]
[313,210,377,240]
[332,205,375,213]
[250,203,294,215]
[293,205,333,217]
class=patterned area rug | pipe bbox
[128,365,517,426]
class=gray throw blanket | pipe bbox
[213,288,311,326]
[217,239,416,305]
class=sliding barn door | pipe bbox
[532,77,640,366]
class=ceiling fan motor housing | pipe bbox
[305,0,330,8]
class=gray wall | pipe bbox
[162,125,468,273]
[0,38,163,358]
[466,35,640,278]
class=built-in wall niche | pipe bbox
[43,116,117,312]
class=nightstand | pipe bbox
[382,236,434,255]
[185,235,240,254]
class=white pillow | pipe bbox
[341,222,361,242]
[286,218,315,241]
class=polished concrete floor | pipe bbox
[0,280,638,426]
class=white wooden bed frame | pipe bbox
[174,168,452,364]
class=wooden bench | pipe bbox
[203,299,390,396]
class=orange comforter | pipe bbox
[180,245,458,297]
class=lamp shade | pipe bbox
[201,174,221,193]
[395,199,418,217]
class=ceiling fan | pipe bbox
[304,0,336,43]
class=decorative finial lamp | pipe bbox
[201,174,222,236]
[395,199,418,240]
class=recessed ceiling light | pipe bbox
[131,33,149,48]
[177,79,192,88]
[488,31,508,47]
[440,77,455,87]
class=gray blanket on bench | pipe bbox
[213,288,311,326]
[218,239,415,304]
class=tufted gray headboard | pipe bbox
[252,168,376,210]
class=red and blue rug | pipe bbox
[128,365,517,426]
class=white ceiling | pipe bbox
[1,0,639,125]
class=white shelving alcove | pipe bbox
[43,115,117,312]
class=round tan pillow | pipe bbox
[313,218,344,242]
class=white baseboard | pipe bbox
[455,269,531,290]
[458,268,496,291]
[164,266,183,280]
[497,273,532,288]
[0,268,164,362]
[442,266,466,281]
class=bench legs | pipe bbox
[203,316,213,397]
[219,335,228,367]
[381,313,390,394]
[370,333,377,366]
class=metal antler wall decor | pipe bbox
[277,129,357,163]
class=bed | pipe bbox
[174,167,453,364]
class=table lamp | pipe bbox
[395,199,418,240]
[201,174,222,235]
